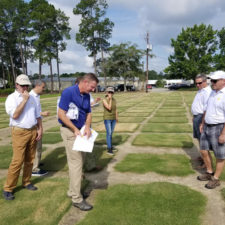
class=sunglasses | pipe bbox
[20,84,29,87]
[108,91,114,94]
[211,79,219,83]
[196,81,203,85]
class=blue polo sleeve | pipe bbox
[59,89,71,112]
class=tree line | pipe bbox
[165,24,225,80]
[0,0,71,91]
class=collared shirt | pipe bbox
[29,89,42,115]
[191,86,211,115]
[5,90,40,128]
[58,85,91,129]
[205,87,225,124]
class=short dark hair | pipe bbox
[80,73,99,83]
[195,74,207,81]
[34,79,45,87]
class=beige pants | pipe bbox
[32,139,42,172]
[60,126,84,203]
[4,126,37,192]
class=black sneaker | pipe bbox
[3,191,15,200]
[32,170,48,177]
[73,200,93,211]
[107,150,114,156]
[23,184,38,191]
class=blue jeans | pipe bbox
[104,120,116,150]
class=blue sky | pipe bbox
[27,0,225,75]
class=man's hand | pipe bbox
[219,134,225,144]
[73,127,81,137]
[199,123,204,133]
[41,111,50,116]
[22,90,30,101]
[83,126,92,139]
[36,128,43,141]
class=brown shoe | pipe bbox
[197,172,214,181]
[205,177,220,189]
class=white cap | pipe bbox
[209,70,225,80]
[16,74,31,85]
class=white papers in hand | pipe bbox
[72,126,98,152]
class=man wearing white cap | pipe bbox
[3,74,43,200]
[197,70,225,189]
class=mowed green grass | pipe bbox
[148,117,188,123]
[0,177,71,225]
[142,123,192,133]
[115,153,194,176]
[77,183,206,225]
[0,145,12,169]
[133,133,193,148]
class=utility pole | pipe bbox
[145,32,149,93]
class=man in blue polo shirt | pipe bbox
[58,73,98,211]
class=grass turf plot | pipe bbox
[41,147,68,171]
[118,116,146,123]
[148,117,188,123]
[42,132,62,144]
[115,153,194,176]
[92,123,139,133]
[119,112,151,117]
[132,133,193,148]
[45,126,60,132]
[41,145,114,172]
[96,133,130,145]
[156,108,186,113]
[142,123,192,133]
[0,145,12,169]
[153,111,187,117]
[0,177,71,225]
[77,183,206,225]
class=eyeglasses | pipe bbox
[20,84,29,87]
[211,79,219,83]
[108,91,114,94]
[196,82,203,85]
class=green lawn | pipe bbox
[154,112,187,117]
[77,183,206,225]
[133,133,193,148]
[0,177,71,225]
[148,117,188,123]
[115,153,194,176]
[42,132,62,144]
[142,123,192,133]
[0,145,12,169]
[96,133,130,145]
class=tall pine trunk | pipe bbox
[56,48,61,93]
[9,48,16,85]
[19,39,25,74]
[39,58,42,79]
[49,59,53,94]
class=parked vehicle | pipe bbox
[96,85,105,92]
[146,84,152,90]
[168,83,190,90]
[114,84,136,91]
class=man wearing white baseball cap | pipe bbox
[3,74,43,200]
[197,70,225,189]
